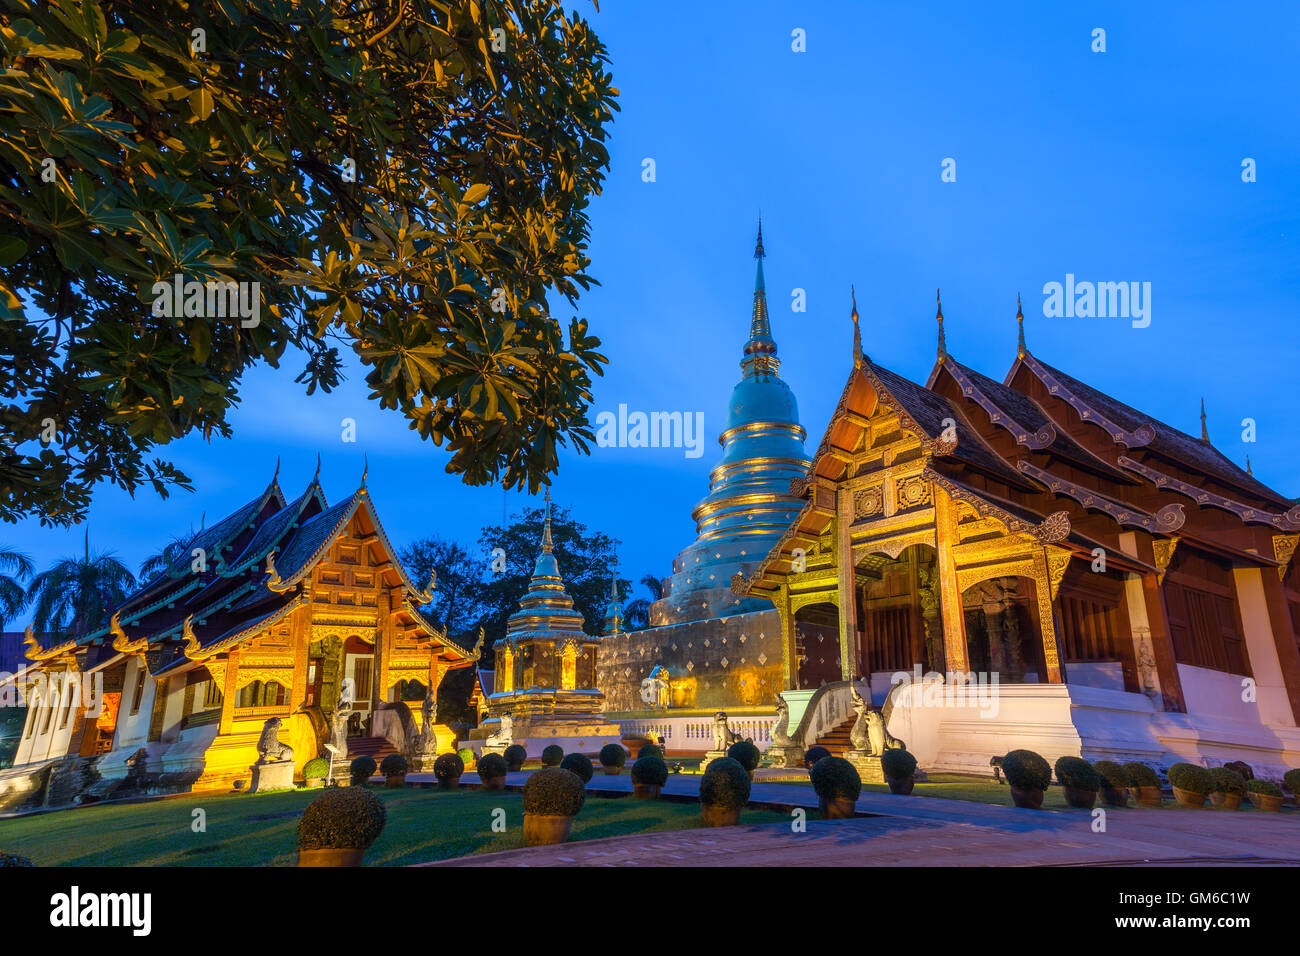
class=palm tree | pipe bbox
[138,523,204,580]
[0,546,34,630]
[26,530,136,639]
[623,573,665,630]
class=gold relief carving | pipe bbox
[234,666,294,689]
[1152,538,1180,583]
[204,659,226,690]
[1031,549,1063,682]
[1274,534,1299,581]
[956,559,1036,593]
[1045,550,1071,599]
[896,476,932,510]
[853,485,884,518]
[789,590,839,614]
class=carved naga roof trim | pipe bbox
[1022,354,1156,447]
[23,625,79,663]
[1117,455,1300,531]
[923,467,1072,544]
[1016,460,1186,534]
[109,611,149,655]
[944,360,1056,449]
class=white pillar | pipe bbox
[1233,567,1294,727]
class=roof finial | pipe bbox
[1246,454,1253,476]
[272,456,280,484]
[360,454,369,491]
[541,487,554,553]
[935,288,947,363]
[851,286,862,369]
[1200,398,1209,442]
[1016,293,1027,357]
[752,218,766,295]
[313,453,321,482]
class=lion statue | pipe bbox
[485,713,513,749]
[849,683,905,756]
[712,711,742,752]
[256,717,294,764]
[771,694,795,748]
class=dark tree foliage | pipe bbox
[0,0,617,526]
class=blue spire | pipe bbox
[742,220,778,379]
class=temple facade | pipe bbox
[731,294,1300,775]
[0,466,477,808]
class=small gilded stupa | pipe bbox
[649,222,812,625]
[477,491,622,757]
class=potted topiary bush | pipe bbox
[1002,749,1051,809]
[1245,778,1283,812]
[434,752,464,790]
[700,757,751,827]
[349,755,377,787]
[1209,766,1247,810]
[810,755,861,818]
[1093,760,1130,807]
[1167,762,1213,808]
[541,744,564,767]
[881,748,919,795]
[636,743,664,761]
[1124,762,1163,807]
[1284,768,1300,802]
[560,752,594,784]
[457,747,475,766]
[630,754,669,799]
[1054,756,1102,809]
[303,756,330,788]
[297,785,387,866]
[477,752,508,790]
[803,746,830,770]
[522,767,586,845]
[504,744,527,772]
[727,740,761,779]
[599,744,628,775]
[380,753,408,788]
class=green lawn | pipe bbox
[0,786,792,867]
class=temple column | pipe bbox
[1116,532,1184,710]
[836,487,859,680]
[218,651,239,735]
[1258,568,1300,724]
[932,485,968,673]
[1233,567,1299,727]
[776,588,796,690]
[1030,549,1064,683]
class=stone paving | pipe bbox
[416,771,1300,867]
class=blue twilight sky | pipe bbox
[8,1,1300,622]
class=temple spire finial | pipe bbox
[360,453,369,490]
[1200,398,1209,442]
[1246,454,1253,476]
[313,453,321,482]
[741,220,777,378]
[753,217,766,294]
[272,456,280,484]
[935,288,947,363]
[541,487,554,553]
[1016,293,1027,357]
[851,286,862,369]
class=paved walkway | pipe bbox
[416,772,1300,867]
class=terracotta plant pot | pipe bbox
[887,776,915,795]
[523,813,574,846]
[297,848,364,867]
[480,775,506,791]
[1136,785,1163,807]
[1247,791,1283,812]
[602,767,622,776]
[1010,786,1044,809]
[305,777,324,789]
[1210,791,1242,810]
[1063,785,1098,809]
[633,783,662,800]
[1172,786,1206,808]
[819,796,856,819]
[385,775,406,789]
[700,804,742,827]
[1100,786,1129,808]
[437,774,462,790]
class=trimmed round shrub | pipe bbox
[1055,756,1102,792]
[810,755,862,802]
[881,748,918,781]
[1093,760,1130,790]
[541,744,564,766]
[630,754,669,787]
[727,740,760,772]
[477,752,508,779]
[1167,762,1214,795]
[1002,750,1051,791]
[1246,778,1282,797]
[1210,766,1247,795]
[298,786,387,850]
[700,757,751,809]
[560,752,594,784]
[303,757,330,780]
[380,753,408,777]
[522,767,586,817]
[1124,762,1161,789]
[599,744,627,768]
[349,755,376,784]
[637,743,664,760]
[0,852,33,867]
[1284,768,1300,796]
[803,746,831,769]
[434,752,464,782]
[504,744,527,771]
[457,747,475,766]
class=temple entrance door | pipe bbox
[344,652,374,719]
[961,577,1043,682]
[793,602,842,689]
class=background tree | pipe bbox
[0,0,617,526]
[398,537,487,640]
[0,545,34,631]
[136,524,203,581]
[25,531,135,637]
[622,572,664,630]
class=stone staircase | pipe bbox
[813,716,856,757]
[346,736,399,776]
